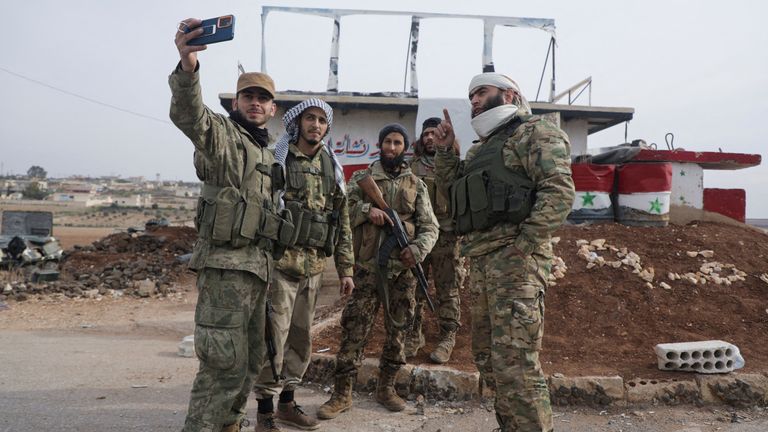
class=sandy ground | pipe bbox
[1,295,767,432]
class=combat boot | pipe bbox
[429,325,456,364]
[275,401,319,430]
[374,369,405,412]
[317,376,354,420]
[254,412,280,432]
[221,417,250,432]
[403,310,425,358]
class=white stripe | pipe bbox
[572,191,612,211]
[618,192,671,214]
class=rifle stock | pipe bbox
[357,175,390,211]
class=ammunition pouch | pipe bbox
[195,184,297,250]
[451,169,535,234]
[284,200,339,256]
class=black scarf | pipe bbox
[230,111,269,147]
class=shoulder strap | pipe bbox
[240,142,260,194]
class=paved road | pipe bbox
[1,318,767,431]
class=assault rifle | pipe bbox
[265,298,282,382]
[356,175,435,314]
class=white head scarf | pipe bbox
[468,73,531,139]
[274,98,346,194]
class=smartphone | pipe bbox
[186,15,235,46]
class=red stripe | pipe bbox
[632,149,761,170]
[703,188,746,222]
[617,163,672,193]
[342,164,369,181]
[571,163,615,192]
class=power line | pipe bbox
[0,66,172,125]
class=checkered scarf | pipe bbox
[274,98,345,194]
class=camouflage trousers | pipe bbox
[253,269,322,398]
[413,230,463,333]
[470,245,553,432]
[335,267,416,377]
[182,267,268,432]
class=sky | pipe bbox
[0,1,766,216]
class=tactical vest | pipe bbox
[194,143,296,250]
[354,166,419,263]
[411,158,450,219]
[282,148,341,256]
[451,117,536,234]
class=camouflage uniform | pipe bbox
[253,143,354,397]
[435,112,574,432]
[170,65,280,432]
[334,160,438,379]
[407,154,463,354]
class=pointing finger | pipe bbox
[442,108,453,125]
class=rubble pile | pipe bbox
[546,236,568,286]
[574,239,749,291]
[0,226,196,302]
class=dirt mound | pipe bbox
[313,221,768,380]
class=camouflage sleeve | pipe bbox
[434,145,461,186]
[333,189,355,278]
[410,178,439,263]
[507,119,575,255]
[345,170,369,228]
[168,63,229,159]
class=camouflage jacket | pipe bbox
[275,144,354,279]
[434,114,575,258]
[168,64,276,282]
[409,155,454,231]
[347,160,438,277]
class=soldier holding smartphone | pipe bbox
[171,18,289,432]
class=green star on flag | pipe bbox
[581,191,596,207]
[649,197,663,213]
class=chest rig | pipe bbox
[282,148,341,256]
[451,116,536,234]
[195,143,296,251]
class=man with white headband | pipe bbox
[433,73,575,432]
[252,98,355,432]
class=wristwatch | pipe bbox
[361,202,372,214]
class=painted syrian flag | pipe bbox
[568,163,615,223]
[616,162,673,225]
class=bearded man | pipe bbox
[250,99,355,431]
[433,73,575,432]
[171,17,294,432]
[404,117,464,364]
[316,124,438,420]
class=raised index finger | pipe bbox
[442,108,453,126]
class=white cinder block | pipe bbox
[654,340,744,374]
[178,335,195,358]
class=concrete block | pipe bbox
[697,373,768,407]
[135,279,155,297]
[549,375,625,407]
[177,335,195,358]
[626,378,701,405]
[655,340,744,374]
[411,366,479,401]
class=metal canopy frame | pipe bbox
[261,6,557,98]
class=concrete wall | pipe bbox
[562,118,589,156]
[670,162,704,209]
